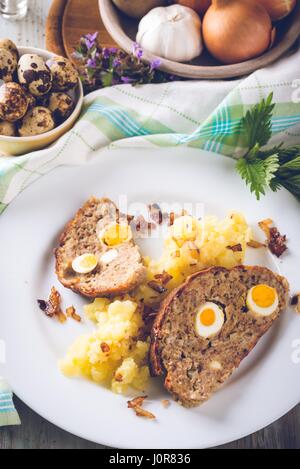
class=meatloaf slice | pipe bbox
[55,197,146,297]
[150,266,289,407]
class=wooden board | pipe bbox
[45,0,67,56]
[45,0,117,60]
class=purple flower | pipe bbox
[113,58,121,68]
[103,47,118,59]
[102,48,110,59]
[121,76,135,84]
[87,58,97,69]
[85,32,98,50]
[132,42,143,60]
[150,58,161,71]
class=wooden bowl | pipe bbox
[99,0,300,79]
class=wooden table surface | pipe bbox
[0,0,299,450]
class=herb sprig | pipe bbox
[73,32,171,93]
[236,93,300,201]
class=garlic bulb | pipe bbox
[255,0,296,21]
[136,5,203,62]
[203,0,274,64]
[174,0,211,15]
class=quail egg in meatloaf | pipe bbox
[18,54,52,96]
[19,107,55,137]
[48,92,74,122]
[0,82,28,122]
[46,56,79,91]
[0,39,19,62]
[0,120,16,136]
[0,48,17,82]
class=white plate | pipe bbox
[0,147,300,449]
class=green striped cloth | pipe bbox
[0,379,20,426]
[0,45,300,426]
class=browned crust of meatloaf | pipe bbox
[55,197,146,297]
[150,265,289,407]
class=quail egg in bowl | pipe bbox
[0,44,83,156]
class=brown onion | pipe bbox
[255,0,296,21]
[174,0,211,14]
[203,0,274,64]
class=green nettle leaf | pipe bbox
[269,177,282,193]
[241,93,275,152]
[236,94,300,201]
[278,155,300,173]
[236,158,266,200]
[236,154,279,200]
[264,154,280,185]
[277,146,300,164]
[280,175,300,201]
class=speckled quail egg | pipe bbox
[46,56,79,91]
[195,302,225,339]
[246,284,279,317]
[0,82,28,122]
[24,90,36,110]
[19,106,55,137]
[48,92,74,122]
[0,48,17,82]
[0,120,16,136]
[0,39,19,62]
[18,54,52,97]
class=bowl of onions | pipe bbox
[100,0,300,79]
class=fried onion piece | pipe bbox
[127,396,147,408]
[161,399,170,408]
[131,215,156,237]
[147,280,167,294]
[154,271,173,285]
[148,203,163,225]
[258,218,273,238]
[127,396,156,420]
[258,219,288,258]
[268,227,288,258]
[291,293,300,314]
[226,243,242,252]
[247,240,266,249]
[133,407,156,419]
[38,287,66,323]
[66,305,81,322]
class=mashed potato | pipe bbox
[60,299,149,394]
[61,211,250,395]
[135,212,251,305]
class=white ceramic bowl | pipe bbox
[0,47,84,156]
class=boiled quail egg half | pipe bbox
[246,284,278,316]
[72,253,98,274]
[195,302,225,339]
[98,223,132,247]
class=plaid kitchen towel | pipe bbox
[0,378,21,426]
[0,44,300,425]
